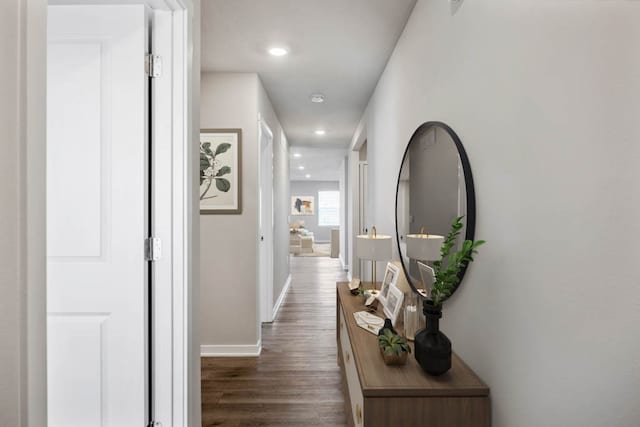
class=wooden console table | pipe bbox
[337,282,490,426]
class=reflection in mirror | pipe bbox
[396,122,475,297]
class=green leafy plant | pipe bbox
[200,142,232,200]
[377,329,411,356]
[430,216,485,306]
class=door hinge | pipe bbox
[145,237,162,261]
[146,54,162,78]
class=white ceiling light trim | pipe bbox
[268,46,289,57]
[314,129,326,136]
[293,153,302,158]
[310,93,325,103]
[305,174,311,179]
[298,166,305,170]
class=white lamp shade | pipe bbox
[406,234,444,261]
[356,234,392,261]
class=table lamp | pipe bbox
[356,226,392,292]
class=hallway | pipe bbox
[201,257,348,426]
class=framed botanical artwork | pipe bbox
[378,262,400,307]
[200,129,242,214]
[291,196,314,216]
[383,284,404,325]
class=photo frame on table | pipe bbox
[383,284,404,325]
[291,196,314,215]
[378,262,400,307]
[200,129,242,214]
[417,261,435,296]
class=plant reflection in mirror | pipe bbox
[430,216,485,306]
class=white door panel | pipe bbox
[47,5,149,426]
[259,120,274,323]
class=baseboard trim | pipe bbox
[340,256,349,272]
[200,340,262,357]
[272,274,292,320]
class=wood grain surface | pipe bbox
[201,257,349,426]
[337,282,490,398]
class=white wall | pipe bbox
[200,73,260,349]
[354,1,640,426]
[200,72,289,352]
[187,1,202,424]
[0,0,47,425]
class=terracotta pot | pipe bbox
[379,348,408,366]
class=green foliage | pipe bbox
[215,177,231,192]
[216,166,231,177]
[430,216,485,306]
[377,329,411,356]
[215,143,231,155]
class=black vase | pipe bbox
[414,300,451,376]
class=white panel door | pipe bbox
[259,120,274,323]
[47,5,149,426]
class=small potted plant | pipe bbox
[377,329,411,366]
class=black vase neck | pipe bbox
[423,300,442,333]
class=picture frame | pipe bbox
[417,261,435,296]
[383,284,404,325]
[200,129,242,214]
[378,262,400,307]
[291,196,314,215]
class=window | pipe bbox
[318,191,340,226]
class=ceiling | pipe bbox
[202,0,417,147]
[289,146,347,181]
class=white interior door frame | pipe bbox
[258,115,274,324]
[40,1,196,426]
[17,0,198,424]
[151,5,192,426]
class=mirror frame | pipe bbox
[394,121,477,299]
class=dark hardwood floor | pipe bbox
[201,256,349,426]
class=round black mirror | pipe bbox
[395,121,476,300]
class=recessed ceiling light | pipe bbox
[305,174,311,179]
[310,94,325,103]
[268,47,289,57]
[298,166,305,170]
[293,153,302,158]
[314,129,326,136]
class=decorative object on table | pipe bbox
[353,311,385,335]
[382,284,404,325]
[348,278,361,295]
[200,129,242,214]
[417,261,435,295]
[365,298,379,313]
[377,318,398,337]
[403,292,425,341]
[377,329,411,366]
[377,262,399,307]
[406,228,443,295]
[414,216,485,375]
[355,226,392,293]
[291,196,314,215]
